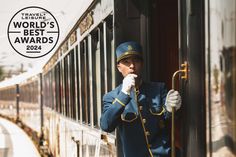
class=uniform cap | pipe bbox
[116,41,143,62]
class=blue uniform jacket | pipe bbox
[100,82,173,157]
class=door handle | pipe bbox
[171,61,188,157]
[172,61,188,89]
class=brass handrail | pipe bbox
[171,61,188,157]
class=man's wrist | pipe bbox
[164,103,172,112]
[121,89,130,95]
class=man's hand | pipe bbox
[165,89,181,112]
[121,74,137,95]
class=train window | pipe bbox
[48,72,52,108]
[51,70,54,109]
[67,54,72,118]
[90,29,100,128]
[0,87,15,101]
[69,49,76,120]
[75,45,82,122]
[55,63,61,113]
[33,81,38,103]
[46,72,51,108]
[43,73,49,108]
[80,41,85,123]
[64,54,70,117]
[58,62,62,113]
[54,66,58,111]
[74,45,80,121]
[80,39,90,124]
[87,35,94,126]
[43,74,46,107]
[60,60,65,115]
[49,71,53,109]
[52,69,55,110]
[43,68,56,110]
[20,80,39,104]
[104,16,115,92]
[30,83,33,103]
[0,86,16,111]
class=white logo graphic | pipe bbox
[7,6,59,58]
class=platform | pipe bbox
[0,117,40,157]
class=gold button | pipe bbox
[139,106,143,111]
[146,131,150,136]
[143,118,146,123]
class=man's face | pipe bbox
[117,56,143,77]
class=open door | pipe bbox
[149,0,182,153]
[150,0,206,157]
[149,0,179,90]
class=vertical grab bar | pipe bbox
[171,61,188,157]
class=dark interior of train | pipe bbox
[149,0,182,151]
[115,0,179,89]
[150,0,178,89]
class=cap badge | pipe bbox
[127,45,133,51]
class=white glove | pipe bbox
[165,89,182,112]
[121,74,137,95]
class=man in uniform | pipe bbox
[100,41,181,157]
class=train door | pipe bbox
[151,0,206,157]
[178,0,206,157]
[149,0,184,155]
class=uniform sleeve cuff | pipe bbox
[112,91,131,107]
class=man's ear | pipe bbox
[117,63,122,73]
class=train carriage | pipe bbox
[0,69,41,121]
[19,74,42,134]
[42,0,236,156]
[0,0,235,157]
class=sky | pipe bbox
[0,0,93,72]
